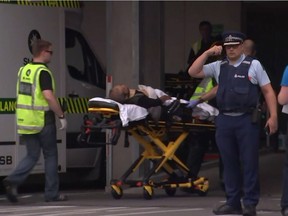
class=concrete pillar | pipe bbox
[106,1,140,181]
[139,2,164,89]
[107,1,139,88]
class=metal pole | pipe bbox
[105,75,113,192]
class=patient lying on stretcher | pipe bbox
[110,84,169,106]
[108,84,219,122]
[108,84,177,121]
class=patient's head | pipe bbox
[109,84,130,103]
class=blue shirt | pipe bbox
[281,66,288,86]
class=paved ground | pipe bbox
[0,149,285,216]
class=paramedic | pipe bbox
[188,31,278,216]
[3,40,68,203]
[184,77,218,180]
[187,20,219,66]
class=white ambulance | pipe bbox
[0,1,106,183]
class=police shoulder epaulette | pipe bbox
[221,60,228,65]
[242,60,252,65]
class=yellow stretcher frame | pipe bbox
[85,104,215,200]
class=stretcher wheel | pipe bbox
[195,178,209,197]
[165,187,176,196]
[143,185,153,200]
[111,185,123,199]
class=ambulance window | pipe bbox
[65,28,106,89]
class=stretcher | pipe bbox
[79,97,216,200]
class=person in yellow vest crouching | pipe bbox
[182,77,219,183]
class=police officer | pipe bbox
[188,31,278,216]
[3,40,68,202]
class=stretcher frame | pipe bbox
[80,100,215,200]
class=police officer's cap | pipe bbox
[222,31,246,46]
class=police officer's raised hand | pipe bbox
[207,45,223,57]
[59,117,67,130]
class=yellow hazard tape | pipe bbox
[0,97,89,114]
[0,0,80,8]
[58,97,89,114]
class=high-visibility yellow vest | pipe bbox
[190,77,214,101]
[192,40,202,55]
[16,63,55,134]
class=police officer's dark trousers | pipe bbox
[215,113,260,209]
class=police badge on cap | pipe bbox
[222,31,246,46]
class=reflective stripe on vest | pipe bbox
[17,125,44,131]
[16,104,49,110]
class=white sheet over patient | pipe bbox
[192,103,219,121]
[89,97,148,127]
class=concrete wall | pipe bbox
[164,1,241,74]
[139,2,164,89]
[81,2,242,79]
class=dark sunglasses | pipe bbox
[45,50,53,55]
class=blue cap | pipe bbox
[222,31,246,46]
